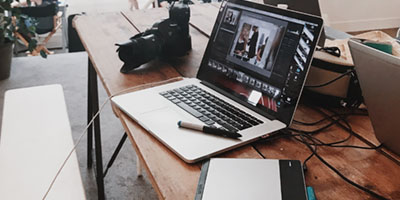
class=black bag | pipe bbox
[68,14,85,52]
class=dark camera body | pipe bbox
[116,0,192,73]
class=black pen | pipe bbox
[177,121,242,139]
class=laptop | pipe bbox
[263,0,326,47]
[348,39,400,155]
[112,0,323,163]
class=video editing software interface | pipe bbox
[198,1,320,125]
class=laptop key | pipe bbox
[248,120,259,126]
[209,115,218,120]
[194,105,202,110]
[189,102,196,107]
[204,120,215,125]
[176,102,203,118]
[167,96,176,101]
[199,116,210,122]
[220,123,238,132]
[162,85,264,131]
[171,99,181,104]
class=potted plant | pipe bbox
[1,0,43,80]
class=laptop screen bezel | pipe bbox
[196,0,323,126]
[263,0,326,47]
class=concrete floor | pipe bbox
[0,53,158,200]
[5,0,197,199]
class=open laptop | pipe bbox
[348,39,400,155]
[112,0,323,163]
[263,0,326,47]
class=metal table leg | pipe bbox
[87,60,93,168]
[103,132,128,178]
[88,59,105,199]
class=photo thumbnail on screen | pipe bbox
[224,8,240,25]
[227,13,286,78]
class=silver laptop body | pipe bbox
[349,39,400,155]
[112,0,323,163]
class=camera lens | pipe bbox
[117,33,163,72]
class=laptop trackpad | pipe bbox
[139,106,237,161]
[140,106,190,132]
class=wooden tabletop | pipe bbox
[74,3,400,200]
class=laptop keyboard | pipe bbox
[160,85,263,132]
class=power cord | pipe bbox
[287,107,389,199]
[316,46,341,57]
[252,108,388,199]
[294,133,388,200]
[305,69,355,88]
[293,110,367,126]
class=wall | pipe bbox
[319,0,400,32]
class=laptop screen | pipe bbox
[263,0,326,47]
[197,0,323,125]
[263,0,322,18]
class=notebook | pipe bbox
[348,39,400,155]
[112,0,323,163]
[195,158,308,200]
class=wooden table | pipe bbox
[74,3,400,200]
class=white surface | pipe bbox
[319,0,400,32]
[202,158,282,200]
[0,85,86,200]
[112,78,286,163]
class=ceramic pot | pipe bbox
[0,42,13,80]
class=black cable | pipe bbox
[292,126,352,147]
[305,69,354,88]
[293,115,334,126]
[288,119,338,135]
[316,46,341,57]
[320,144,382,149]
[296,110,379,149]
[311,112,353,146]
[304,107,382,149]
[293,112,367,126]
[298,135,389,200]
[290,109,388,199]
[251,144,266,159]
[297,135,317,172]
[322,107,382,148]
[291,108,352,135]
[258,109,387,198]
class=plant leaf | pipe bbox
[28,39,37,52]
[40,50,47,58]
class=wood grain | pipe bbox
[255,105,400,199]
[322,109,400,165]
[189,3,219,37]
[118,111,200,199]
[76,10,263,200]
[75,6,400,200]
[73,13,181,96]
